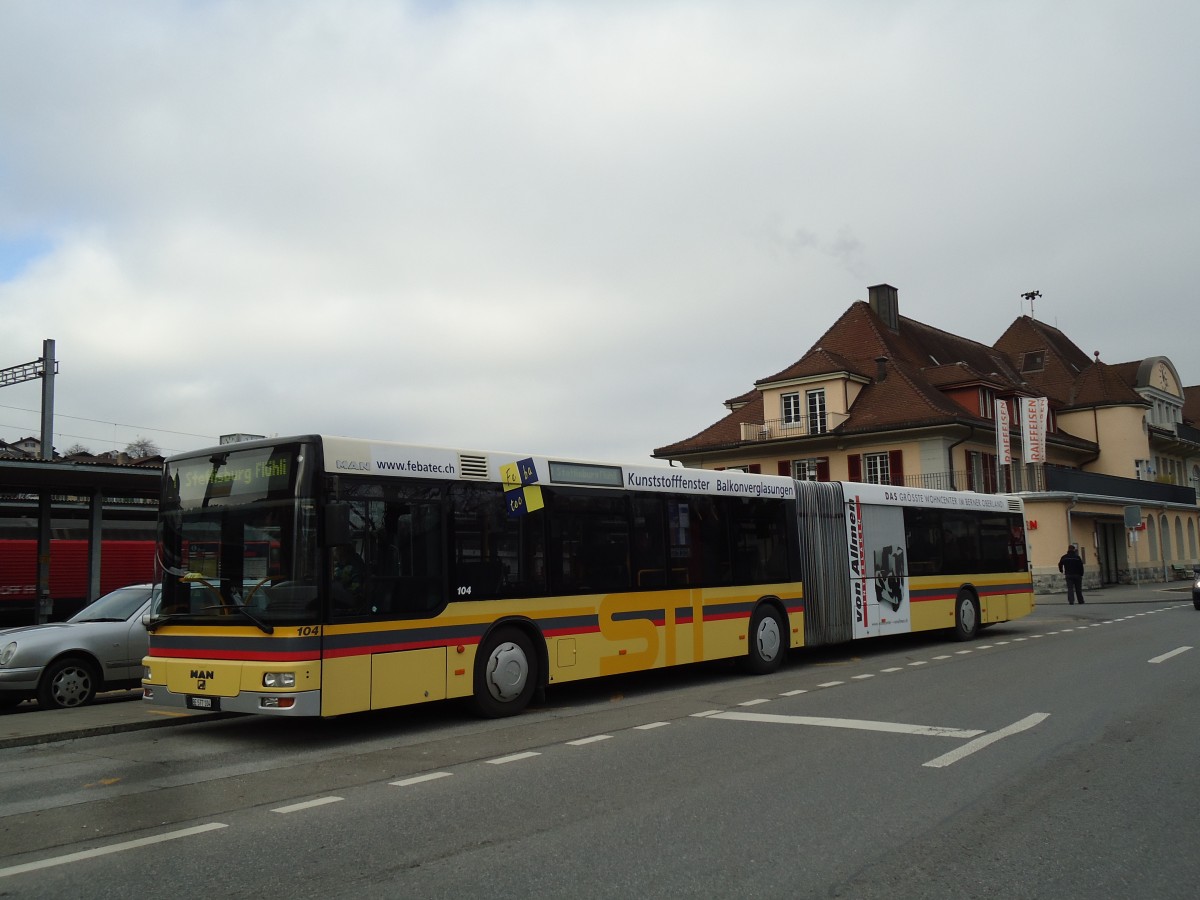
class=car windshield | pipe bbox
[69,586,155,623]
[155,442,320,625]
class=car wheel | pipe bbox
[37,657,99,710]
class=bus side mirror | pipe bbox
[325,503,352,547]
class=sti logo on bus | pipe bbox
[848,498,866,625]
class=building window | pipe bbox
[864,452,890,485]
[979,388,996,419]
[781,392,801,424]
[806,389,827,434]
[794,459,819,481]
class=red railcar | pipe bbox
[0,539,156,621]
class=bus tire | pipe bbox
[37,656,99,710]
[953,590,980,642]
[473,627,537,718]
[742,603,787,675]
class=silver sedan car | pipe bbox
[0,584,157,710]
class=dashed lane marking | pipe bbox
[272,797,343,814]
[391,772,453,787]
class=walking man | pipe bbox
[1058,545,1085,605]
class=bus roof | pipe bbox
[166,434,797,501]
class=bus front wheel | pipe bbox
[742,604,787,675]
[953,590,980,642]
[473,627,538,718]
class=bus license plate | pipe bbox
[186,695,220,711]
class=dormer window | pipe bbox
[1020,351,1045,373]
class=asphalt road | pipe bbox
[1,588,1198,898]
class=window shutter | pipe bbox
[817,458,830,481]
[847,454,862,482]
[965,451,978,491]
[749,464,761,474]
[777,460,791,476]
[888,450,904,486]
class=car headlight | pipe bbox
[0,641,17,667]
[262,672,296,688]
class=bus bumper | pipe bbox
[141,683,322,716]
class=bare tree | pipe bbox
[64,442,91,456]
[124,436,161,458]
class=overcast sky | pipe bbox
[2,1,1197,465]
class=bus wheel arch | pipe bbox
[952,587,980,642]
[471,619,543,718]
[741,598,789,675]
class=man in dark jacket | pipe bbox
[1058,545,1085,605]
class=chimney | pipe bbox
[875,356,889,381]
[868,283,899,332]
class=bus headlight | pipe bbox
[143,665,153,681]
[262,672,296,688]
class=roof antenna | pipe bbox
[1021,290,1041,319]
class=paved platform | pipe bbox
[2,582,1194,749]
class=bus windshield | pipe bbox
[155,442,320,625]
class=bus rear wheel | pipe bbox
[742,604,787,675]
[473,627,538,718]
[953,590,980,642]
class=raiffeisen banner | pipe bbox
[1020,396,1049,464]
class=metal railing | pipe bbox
[739,414,851,441]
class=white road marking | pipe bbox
[273,797,343,814]
[634,721,670,730]
[0,823,228,879]
[818,681,845,687]
[390,772,453,787]
[923,713,1050,768]
[738,698,772,706]
[711,710,984,738]
[881,667,904,672]
[851,674,875,680]
[567,735,612,746]
[780,689,809,696]
[691,710,722,718]
[908,661,928,667]
[1149,646,1193,664]
[487,751,541,765]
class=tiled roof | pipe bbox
[657,392,766,455]
[655,289,1168,459]
[1067,360,1147,409]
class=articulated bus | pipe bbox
[141,435,1033,718]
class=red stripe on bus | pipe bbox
[152,648,319,662]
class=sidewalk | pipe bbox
[1036,581,1195,607]
[3,582,1194,750]
[0,691,230,750]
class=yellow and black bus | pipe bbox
[142,435,1032,718]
